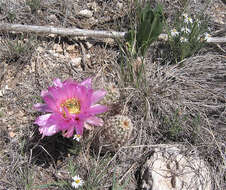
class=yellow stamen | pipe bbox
[61,98,80,115]
[75,179,80,183]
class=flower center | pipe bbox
[122,120,129,129]
[73,134,81,141]
[61,98,80,115]
[75,179,80,184]
[75,134,81,138]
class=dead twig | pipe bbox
[0,23,226,43]
[0,23,126,39]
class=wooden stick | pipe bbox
[206,37,226,43]
[0,23,126,39]
[158,33,226,43]
[0,23,225,43]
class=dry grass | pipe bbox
[0,0,225,190]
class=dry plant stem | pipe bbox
[0,23,126,39]
[207,37,226,43]
[78,41,87,69]
[158,34,226,43]
[202,122,226,167]
[119,144,182,149]
[0,23,226,43]
[119,162,137,183]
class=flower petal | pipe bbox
[39,124,58,137]
[70,85,92,110]
[34,114,52,126]
[62,125,75,138]
[53,78,63,87]
[33,103,52,112]
[35,113,61,137]
[80,78,92,88]
[43,95,58,112]
[41,90,48,97]
[91,90,106,105]
[87,104,108,115]
[75,121,84,135]
[86,116,104,126]
[63,78,77,86]
[51,113,75,131]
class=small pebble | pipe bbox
[78,9,93,18]
[70,57,82,67]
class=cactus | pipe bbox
[95,115,133,152]
[101,82,120,105]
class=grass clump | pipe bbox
[126,2,163,57]
[111,170,129,190]
[166,12,209,63]
[26,0,41,13]
[0,35,37,66]
[32,152,113,190]
[118,2,163,91]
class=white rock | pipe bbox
[117,2,123,9]
[66,45,75,52]
[70,57,82,67]
[37,10,42,16]
[47,50,55,55]
[47,50,64,58]
[103,38,115,44]
[0,85,9,97]
[36,46,44,53]
[48,14,58,22]
[87,2,98,12]
[86,54,91,59]
[48,34,56,38]
[85,41,93,49]
[78,9,93,18]
[140,145,212,190]
[53,44,63,53]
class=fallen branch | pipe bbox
[0,23,126,39]
[158,33,226,43]
[0,23,225,43]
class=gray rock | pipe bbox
[70,57,82,67]
[140,145,212,190]
[78,9,93,18]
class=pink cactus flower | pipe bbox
[33,78,108,138]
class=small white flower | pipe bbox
[203,32,211,41]
[72,175,84,189]
[73,134,82,142]
[184,16,193,24]
[188,17,193,23]
[171,28,179,37]
[180,37,188,43]
[181,27,191,33]
[119,116,133,130]
[182,13,188,18]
